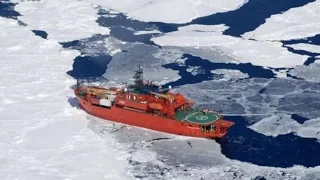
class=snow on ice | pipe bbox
[0,17,132,180]
[84,0,248,23]
[242,0,320,41]
[14,0,110,41]
[152,25,308,68]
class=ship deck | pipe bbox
[174,110,219,125]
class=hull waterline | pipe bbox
[77,97,234,138]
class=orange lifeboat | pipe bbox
[148,103,163,111]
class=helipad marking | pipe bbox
[196,115,208,121]
[183,111,220,124]
[184,112,198,121]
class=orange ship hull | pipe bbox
[77,96,234,139]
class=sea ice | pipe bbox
[176,77,320,122]
[0,17,132,179]
[211,69,249,81]
[152,25,308,68]
[242,0,320,41]
[249,114,320,140]
[103,120,320,180]
[14,0,109,41]
[289,63,320,82]
[134,30,162,35]
[249,115,301,137]
[285,43,320,54]
[84,0,248,23]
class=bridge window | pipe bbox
[200,124,216,133]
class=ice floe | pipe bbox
[242,0,320,41]
[84,0,248,23]
[286,43,320,54]
[211,69,249,81]
[171,46,238,63]
[249,114,320,139]
[152,25,308,68]
[289,63,320,82]
[186,66,203,76]
[178,24,229,33]
[62,35,123,57]
[134,30,161,35]
[14,0,109,42]
[272,68,290,78]
[0,17,132,179]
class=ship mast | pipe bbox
[134,65,144,88]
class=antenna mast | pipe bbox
[134,65,144,88]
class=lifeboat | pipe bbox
[148,103,163,111]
